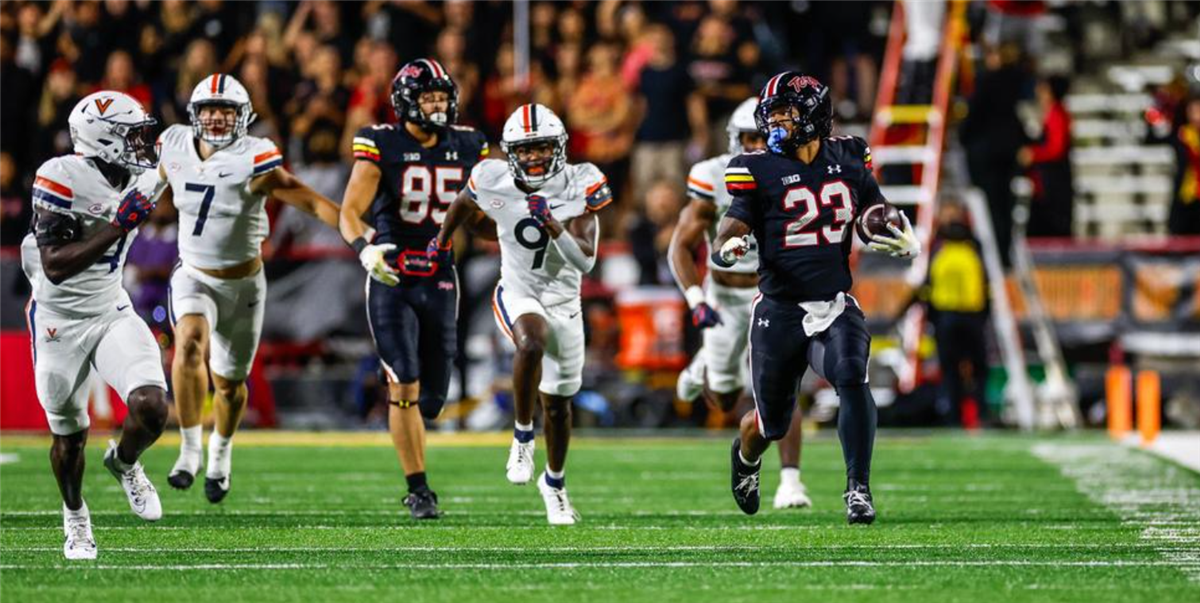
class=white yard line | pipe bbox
[0,560,1188,571]
[1,543,1169,553]
[1033,442,1200,583]
[0,453,19,465]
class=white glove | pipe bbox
[718,235,752,266]
[359,243,400,286]
[867,212,922,258]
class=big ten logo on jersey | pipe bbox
[781,180,853,248]
[515,194,551,270]
[399,165,462,225]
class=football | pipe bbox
[856,202,903,244]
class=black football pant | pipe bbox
[748,294,876,487]
[366,268,458,420]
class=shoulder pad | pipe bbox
[32,157,77,213]
[249,137,283,177]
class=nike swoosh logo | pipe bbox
[116,305,130,311]
[550,204,564,210]
[248,301,260,307]
[569,311,581,319]
[218,172,233,178]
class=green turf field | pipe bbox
[2,432,1198,602]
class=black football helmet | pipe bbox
[754,71,832,155]
[391,58,459,131]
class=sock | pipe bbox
[406,472,428,492]
[64,500,89,517]
[180,425,202,453]
[544,467,565,489]
[207,432,233,477]
[780,467,801,486]
[738,450,760,468]
[514,421,535,443]
[835,384,877,488]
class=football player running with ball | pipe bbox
[162,74,341,503]
[711,73,920,524]
[21,92,171,559]
[339,59,489,519]
[435,104,613,525]
[669,97,811,510]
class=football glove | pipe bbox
[867,212,922,258]
[712,235,751,268]
[112,189,154,232]
[527,194,551,224]
[691,303,723,328]
[425,236,452,265]
[359,243,400,286]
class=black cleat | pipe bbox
[403,486,441,520]
[167,470,195,490]
[843,484,876,525]
[205,475,230,504]
[730,437,761,515]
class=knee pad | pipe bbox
[418,395,446,421]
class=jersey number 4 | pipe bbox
[781,181,853,247]
[400,166,462,225]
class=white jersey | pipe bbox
[158,124,281,270]
[469,159,612,307]
[20,156,164,316]
[687,153,759,274]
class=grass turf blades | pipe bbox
[2,433,1198,603]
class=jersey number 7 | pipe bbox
[781,181,853,247]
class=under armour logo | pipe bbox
[445,151,459,161]
[828,165,842,174]
[757,318,770,328]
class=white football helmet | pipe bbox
[187,73,256,149]
[68,91,158,173]
[500,103,568,188]
[727,97,760,155]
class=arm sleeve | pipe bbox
[855,138,886,209]
[722,155,757,224]
[31,159,78,216]
[352,127,382,164]
[251,138,284,177]
[580,163,614,212]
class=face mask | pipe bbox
[768,127,789,154]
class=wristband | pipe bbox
[684,286,706,310]
[350,237,368,255]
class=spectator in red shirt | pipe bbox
[93,50,154,110]
[1019,75,1074,238]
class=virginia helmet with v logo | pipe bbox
[391,58,459,131]
[500,104,568,189]
[188,73,256,150]
[755,72,832,155]
[68,91,158,173]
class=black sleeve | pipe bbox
[854,137,886,209]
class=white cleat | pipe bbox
[773,479,813,509]
[675,354,705,403]
[103,440,162,522]
[62,503,97,560]
[506,438,535,485]
[537,473,580,526]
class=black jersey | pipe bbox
[353,123,489,254]
[724,136,885,302]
